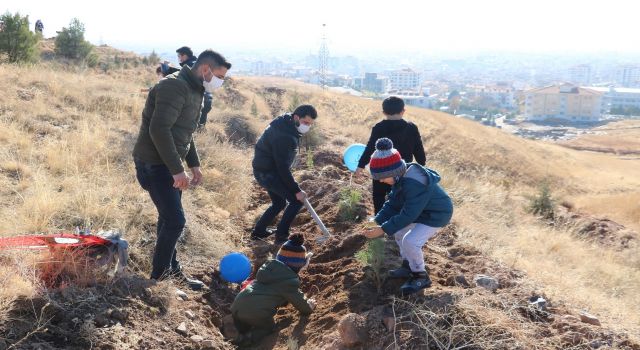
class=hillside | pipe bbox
[0,58,639,350]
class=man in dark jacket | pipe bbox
[251,105,318,245]
[177,46,212,128]
[133,49,232,290]
[356,96,427,214]
[231,234,315,346]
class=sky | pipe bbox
[5,0,640,55]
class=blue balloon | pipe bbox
[343,144,366,172]
[219,252,252,283]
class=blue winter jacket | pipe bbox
[375,164,453,235]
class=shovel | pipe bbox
[303,198,331,243]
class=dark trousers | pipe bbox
[199,92,213,125]
[233,311,275,344]
[372,180,392,215]
[135,159,186,279]
[253,171,303,240]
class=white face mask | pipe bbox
[297,123,311,134]
[203,69,224,92]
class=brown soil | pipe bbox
[554,205,638,250]
[3,148,639,350]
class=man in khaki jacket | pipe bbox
[133,49,231,290]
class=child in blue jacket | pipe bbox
[363,138,453,295]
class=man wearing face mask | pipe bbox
[177,46,213,128]
[133,49,231,290]
[252,105,318,245]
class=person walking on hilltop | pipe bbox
[35,19,44,35]
[133,49,231,290]
[251,105,318,245]
[177,46,213,129]
[355,96,427,215]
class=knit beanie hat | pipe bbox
[369,138,407,180]
[276,234,308,273]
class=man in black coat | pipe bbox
[252,105,318,245]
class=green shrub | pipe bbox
[528,182,555,219]
[355,237,385,293]
[0,12,39,63]
[55,18,93,60]
[338,188,362,222]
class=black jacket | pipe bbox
[358,119,426,169]
[179,55,197,68]
[252,114,302,195]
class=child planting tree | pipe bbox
[230,234,315,347]
[361,138,453,295]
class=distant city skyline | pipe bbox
[5,0,640,55]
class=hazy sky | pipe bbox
[6,0,640,55]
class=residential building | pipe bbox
[467,83,515,108]
[588,86,640,114]
[568,64,592,85]
[381,91,432,109]
[524,83,603,122]
[388,68,421,91]
[615,65,640,88]
[353,73,389,94]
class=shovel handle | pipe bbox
[303,198,331,239]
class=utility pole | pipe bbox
[318,23,329,89]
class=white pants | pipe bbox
[393,223,439,273]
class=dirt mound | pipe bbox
[234,149,640,350]
[260,87,286,117]
[0,276,233,350]
[223,115,259,146]
[555,205,638,250]
[218,79,248,110]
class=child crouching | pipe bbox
[362,138,454,295]
[230,234,315,346]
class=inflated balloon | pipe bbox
[343,144,366,172]
[219,252,252,283]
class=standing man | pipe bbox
[34,19,43,35]
[177,46,213,129]
[251,105,318,245]
[133,50,231,290]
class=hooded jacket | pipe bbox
[358,119,426,169]
[252,114,302,195]
[230,259,312,320]
[375,163,453,234]
[132,65,203,174]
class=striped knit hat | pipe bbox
[276,234,308,273]
[369,138,407,180]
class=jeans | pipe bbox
[199,92,213,125]
[135,159,186,279]
[253,171,303,240]
[372,180,392,215]
[393,224,439,272]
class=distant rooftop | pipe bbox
[586,87,640,94]
[527,84,602,96]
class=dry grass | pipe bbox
[239,77,640,337]
[0,63,254,304]
[2,62,640,346]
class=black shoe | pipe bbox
[274,236,288,246]
[400,272,431,295]
[251,228,276,240]
[388,260,412,279]
[171,268,205,291]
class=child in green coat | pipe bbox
[230,234,315,346]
